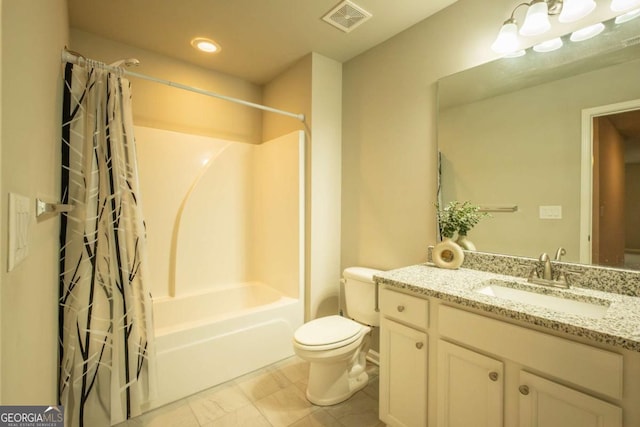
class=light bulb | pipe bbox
[570,22,605,41]
[615,8,640,23]
[533,37,563,52]
[559,0,596,22]
[491,20,520,54]
[520,0,551,36]
[611,0,640,11]
[190,37,221,53]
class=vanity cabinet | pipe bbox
[518,371,622,427]
[379,288,429,427]
[436,339,622,427]
[379,287,627,427]
[437,340,503,427]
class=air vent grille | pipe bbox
[322,0,372,33]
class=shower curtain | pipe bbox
[58,60,156,426]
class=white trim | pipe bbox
[580,99,640,264]
[366,349,380,366]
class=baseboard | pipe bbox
[367,349,380,366]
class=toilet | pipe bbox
[293,266,381,406]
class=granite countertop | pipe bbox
[375,263,640,352]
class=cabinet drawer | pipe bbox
[380,288,429,329]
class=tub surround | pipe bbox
[374,251,640,352]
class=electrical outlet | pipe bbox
[539,205,562,219]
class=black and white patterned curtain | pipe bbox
[58,60,156,427]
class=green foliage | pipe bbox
[435,201,489,238]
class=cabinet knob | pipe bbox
[397,305,405,312]
[415,342,424,349]
[488,372,499,382]
[519,385,530,395]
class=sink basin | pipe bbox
[475,280,610,319]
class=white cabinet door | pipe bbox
[437,340,504,427]
[380,317,428,427]
[518,371,622,427]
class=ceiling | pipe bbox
[68,0,457,85]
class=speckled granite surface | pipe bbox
[427,248,640,297]
[375,263,640,352]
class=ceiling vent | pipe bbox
[322,0,372,33]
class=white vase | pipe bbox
[456,233,476,251]
[432,237,465,269]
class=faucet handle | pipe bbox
[528,266,541,280]
[560,268,585,288]
[554,247,566,261]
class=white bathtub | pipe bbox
[149,282,303,410]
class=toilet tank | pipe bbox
[343,266,382,327]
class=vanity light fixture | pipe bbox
[519,0,552,35]
[611,0,640,11]
[491,19,520,53]
[505,49,527,57]
[533,36,564,51]
[559,0,597,22]
[570,22,606,41]
[615,8,640,23]
[492,0,599,54]
[190,37,221,53]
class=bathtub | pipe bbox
[148,282,303,410]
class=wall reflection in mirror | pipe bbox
[437,14,640,270]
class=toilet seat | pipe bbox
[294,315,365,351]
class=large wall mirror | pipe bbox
[437,15,640,270]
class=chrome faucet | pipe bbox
[539,252,553,281]
[528,252,570,288]
[554,247,566,261]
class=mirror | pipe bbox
[437,15,640,269]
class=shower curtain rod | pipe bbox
[61,50,306,122]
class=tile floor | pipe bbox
[117,356,384,427]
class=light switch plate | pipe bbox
[8,193,31,271]
[539,205,562,219]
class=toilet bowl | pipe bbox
[293,267,381,406]
[293,315,371,405]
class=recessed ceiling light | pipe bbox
[191,37,221,53]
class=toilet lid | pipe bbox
[294,315,363,346]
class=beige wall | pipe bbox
[341,0,502,271]
[309,54,342,319]
[1,0,68,404]
[70,29,264,143]
[0,0,3,404]
[262,55,311,142]
[264,53,343,320]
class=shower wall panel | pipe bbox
[135,127,303,299]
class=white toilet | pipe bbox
[293,266,381,406]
